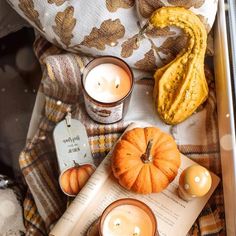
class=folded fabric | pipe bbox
[18,35,225,235]
[7,0,217,70]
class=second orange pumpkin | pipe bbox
[60,163,95,196]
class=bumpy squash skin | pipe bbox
[150,7,208,124]
[111,127,181,194]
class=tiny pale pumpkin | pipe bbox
[111,127,181,194]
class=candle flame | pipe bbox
[115,76,120,88]
[133,226,140,236]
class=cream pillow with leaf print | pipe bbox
[7,0,218,71]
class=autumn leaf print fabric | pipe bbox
[52,6,76,47]
[8,0,218,70]
[80,19,125,50]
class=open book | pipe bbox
[50,123,220,236]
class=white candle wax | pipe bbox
[84,63,131,103]
[102,204,153,236]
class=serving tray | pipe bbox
[26,0,236,234]
[214,0,236,235]
[227,0,236,99]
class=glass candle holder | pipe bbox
[81,56,134,124]
[98,198,158,236]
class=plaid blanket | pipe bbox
[19,36,225,236]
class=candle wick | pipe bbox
[98,82,101,86]
[115,76,120,89]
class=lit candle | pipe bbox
[84,63,131,103]
[82,57,134,124]
[99,199,157,236]
[103,205,151,236]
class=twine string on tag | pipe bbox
[65,107,74,142]
[65,112,72,128]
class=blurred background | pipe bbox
[0,27,41,179]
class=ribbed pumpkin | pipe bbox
[111,127,181,194]
[60,163,95,196]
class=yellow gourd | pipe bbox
[150,7,208,124]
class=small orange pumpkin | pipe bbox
[111,127,181,194]
[60,163,95,196]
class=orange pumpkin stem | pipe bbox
[141,140,153,163]
[73,160,80,167]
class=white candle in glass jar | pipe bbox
[102,204,153,236]
[84,63,131,103]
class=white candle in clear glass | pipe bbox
[84,63,131,103]
[102,204,153,236]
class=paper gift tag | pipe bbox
[53,115,94,172]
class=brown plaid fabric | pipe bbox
[19,36,225,235]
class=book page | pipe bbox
[69,154,219,236]
[50,123,220,236]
